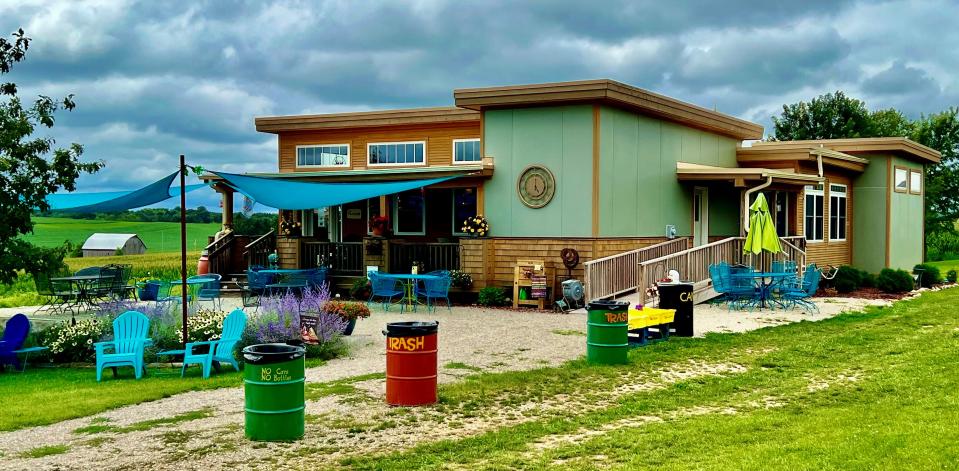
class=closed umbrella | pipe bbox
[743,193,782,255]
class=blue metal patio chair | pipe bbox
[242,269,273,309]
[192,274,222,309]
[95,311,151,381]
[781,265,821,314]
[710,263,755,311]
[182,308,246,378]
[368,271,403,311]
[416,273,452,313]
[307,267,328,291]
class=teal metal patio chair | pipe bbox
[416,273,452,313]
[95,310,151,381]
[781,265,822,314]
[368,271,403,310]
[192,274,223,309]
[181,308,246,378]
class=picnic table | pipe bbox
[376,273,443,311]
[730,271,793,309]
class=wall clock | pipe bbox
[517,165,556,208]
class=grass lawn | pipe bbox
[22,217,220,253]
[337,287,959,469]
[928,259,959,277]
[0,358,327,432]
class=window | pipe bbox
[366,198,381,235]
[804,184,824,242]
[910,170,922,195]
[452,188,478,235]
[894,167,908,193]
[393,190,425,235]
[296,144,349,168]
[453,139,481,164]
[829,184,847,241]
[368,141,426,166]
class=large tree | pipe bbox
[0,29,102,283]
[770,92,959,253]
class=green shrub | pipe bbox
[876,268,914,293]
[860,271,877,288]
[36,319,106,363]
[449,270,473,289]
[349,277,371,300]
[477,286,509,307]
[912,263,942,288]
[833,266,863,294]
[948,269,958,283]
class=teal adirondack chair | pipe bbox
[182,309,247,378]
[95,311,151,381]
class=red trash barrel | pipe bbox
[384,321,438,406]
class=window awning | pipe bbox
[675,162,824,187]
[210,171,458,210]
[46,171,208,212]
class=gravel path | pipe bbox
[0,295,895,470]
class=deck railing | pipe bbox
[388,242,460,273]
[301,241,364,275]
[204,232,236,277]
[583,238,690,301]
[243,230,275,269]
[636,235,807,305]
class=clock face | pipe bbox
[517,165,556,208]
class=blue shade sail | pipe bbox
[46,171,209,212]
[211,171,456,210]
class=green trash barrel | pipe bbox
[586,300,630,364]
[242,343,306,441]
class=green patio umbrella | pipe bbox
[743,193,782,255]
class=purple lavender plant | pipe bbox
[256,290,302,343]
[312,311,349,343]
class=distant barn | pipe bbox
[81,233,147,257]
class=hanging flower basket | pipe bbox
[461,215,490,238]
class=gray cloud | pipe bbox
[1,0,956,210]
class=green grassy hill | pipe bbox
[22,217,221,253]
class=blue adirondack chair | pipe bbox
[95,311,151,381]
[0,314,30,371]
[182,309,247,378]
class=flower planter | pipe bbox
[343,318,357,336]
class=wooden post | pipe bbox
[221,187,234,231]
[179,154,189,346]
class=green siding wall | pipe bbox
[851,155,889,273]
[888,156,924,269]
[597,106,739,237]
[483,106,594,237]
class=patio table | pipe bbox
[51,275,103,314]
[376,273,443,312]
[170,278,212,301]
[730,271,793,309]
[258,269,311,295]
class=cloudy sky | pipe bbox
[2,0,957,210]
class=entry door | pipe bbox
[693,187,709,246]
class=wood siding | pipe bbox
[797,171,853,267]
[277,122,480,173]
[460,237,668,291]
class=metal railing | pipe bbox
[243,230,275,269]
[388,242,460,273]
[301,241,364,275]
[583,238,690,301]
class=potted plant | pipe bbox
[461,215,490,237]
[321,300,371,335]
[350,277,371,301]
[369,215,389,237]
[279,217,301,236]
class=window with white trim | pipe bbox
[894,167,908,193]
[452,188,477,235]
[829,184,847,241]
[296,144,350,168]
[393,190,425,235]
[910,170,922,195]
[368,141,425,166]
[453,139,481,163]
[804,184,824,242]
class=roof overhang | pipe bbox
[676,162,824,187]
[200,163,491,184]
[737,145,870,172]
[749,137,940,164]
[454,79,763,140]
[254,107,479,133]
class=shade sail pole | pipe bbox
[180,154,189,346]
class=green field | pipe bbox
[22,217,221,253]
